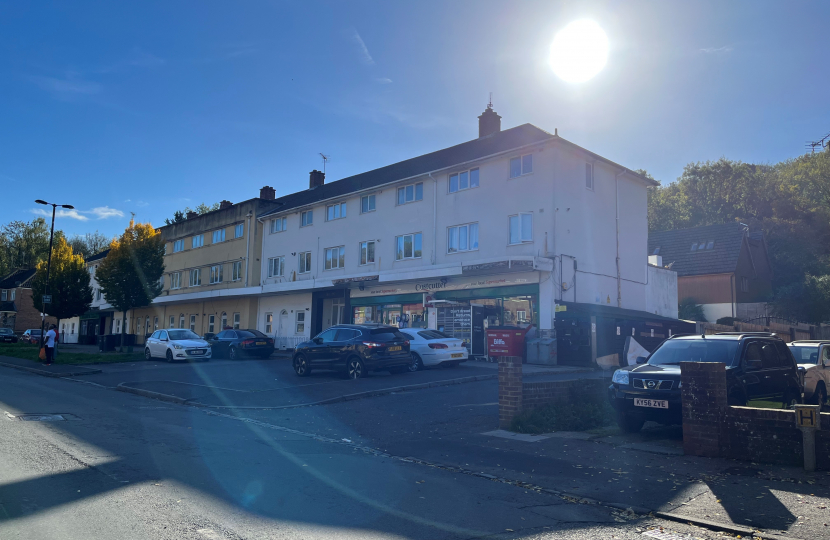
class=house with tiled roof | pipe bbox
[0,268,57,334]
[648,223,773,322]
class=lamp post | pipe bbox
[34,200,75,351]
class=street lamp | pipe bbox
[34,200,75,351]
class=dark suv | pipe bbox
[293,324,413,379]
[608,333,803,432]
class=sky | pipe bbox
[1,1,829,238]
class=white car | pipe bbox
[788,340,830,407]
[145,329,212,362]
[399,329,468,371]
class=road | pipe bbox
[0,357,828,539]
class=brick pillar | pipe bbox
[680,362,727,457]
[499,356,523,429]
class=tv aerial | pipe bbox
[319,153,331,175]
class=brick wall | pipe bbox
[522,379,607,411]
[681,362,727,457]
[817,424,830,470]
[13,288,56,334]
[498,356,523,429]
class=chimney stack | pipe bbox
[309,169,325,189]
[186,211,198,219]
[219,200,233,210]
[478,103,501,138]
[259,186,275,200]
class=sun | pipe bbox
[549,19,609,83]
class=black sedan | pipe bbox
[0,328,17,343]
[209,329,274,359]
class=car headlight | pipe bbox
[612,370,630,385]
[173,344,184,350]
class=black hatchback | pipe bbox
[608,333,803,432]
[209,329,274,359]
[293,324,412,379]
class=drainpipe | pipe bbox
[245,211,252,287]
[429,173,438,265]
[615,170,624,308]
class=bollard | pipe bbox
[793,404,821,472]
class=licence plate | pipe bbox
[634,398,668,409]
[190,350,204,355]
[388,346,402,352]
[451,353,463,358]
[256,341,266,345]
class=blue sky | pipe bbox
[2,1,828,238]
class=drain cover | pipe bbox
[5,412,66,422]
[643,530,689,540]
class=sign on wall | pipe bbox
[350,272,539,298]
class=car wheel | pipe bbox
[616,411,644,433]
[813,383,827,409]
[293,354,311,377]
[408,353,423,372]
[165,350,174,363]
[229,347,238,360]
[144,348,152,360]
[782,388,801,409]
[346,357,365,380]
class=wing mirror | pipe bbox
[312,337,323,344]
[636,356,648,365]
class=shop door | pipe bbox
[331,298,345,327]
[471,305,486,357]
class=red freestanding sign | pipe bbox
[486,326,529,357]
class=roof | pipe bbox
[648,223,751,277]
[85,249,110,263]
[0,268,36,289]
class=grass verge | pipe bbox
[0,342,145,365]
[510,395,616,434]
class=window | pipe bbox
[652,247,661,255]
[0,290,5,301]
[270,217,287,233]
[212,229,226,243]
[517,310,527,322]
[177,314,184,328]
[397,182,423,205]
[295,311,305,334]
[449,168,480,193]
[191,234,204,248]
[208,315,215,333]
[154,317,158,330]
[361,194,376,213]
[510,154,533,178]
[299,251,312,274]
[209,265,223,284]
[221,312,227,330]
[169,316,175,329]
[171,272,182,289]
[301,210,313,227]
[268,256,285,277]
[396,233,422,260]
[189,268,201,287]
[234,223,244,238]
[173,240,184,253]
[509,213,533,244]
[265,313,273,334]
[71,322,75,334]
[233,313,240,329]
[585,162,594,190]
[359,241,375,265]
[326,202,347,221]
[10,289,15,301]
[741,276,749,293]
[324,246,345,270]
[115,319,121,334]
[145,318,151,336]
[447,223,479,253]
[135,318,141,334]
[335,328,359,341]
[706,240,715,250]
[690,243,698,252]
[232,261,243,281]
[189,315,196,332]
[97,289,103,301]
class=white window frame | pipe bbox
[173,239,184,253]
[324,246,346,270]
[295,311,305,334]
[232,261,243,281]
[395,232,423,260]
[234,223,244,238]
[212,229,226,243]
[396,182,424,205]
[189,315,196,332]
[359,240,376,265]
[270,217,287,233]
[360,194,376,214]
[209,264,223,284]
[508,213,533,245]
[509,153,533,179]
[171,272,182,289]
[10,289,14,301]
[300,210,313,227]
[0,290,5,301]
[189,268,201,287]
[169,316,175,329]
[268,256,285,277]
[298,252,312,274]
[326,202,347,221]
[585,162,594,191]
[232,312,240,329]
[179,314,185,329]
[265,312,273,334]
[447,222,479,254]
[220,312,227,330]
[448,168,480,193]
[191,234,204,248]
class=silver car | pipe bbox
[144,329,212,362]
[788,340,830,408]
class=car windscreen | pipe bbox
[237,330,266,338]
[368,328,407,341]
[0,329,12,335]
[418,330,450,340]
[648,339,740,367]
[789,345,820,364]
[167,330,201,341]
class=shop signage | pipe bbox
[350,272,539,298]
[331,275,379,285]
[414,278,449,292]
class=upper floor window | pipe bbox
[361,194,376,213]
[232,261,243,281]
[191,234,204,248]
[270,217,286,233]
[397,182,423,205]
[189,268,201,287]
[301,210,313,227]
[448,223,479,253]
[396,233,422,260]
[234,223,244,238]
[324,246,345,270]
[585,162,594,190]
[268,256,285,277]
[0,290,6,301]
[510,154,533,178]
[359,241,376,265]
[97,289,103,300]
[298,251,312,274]
[10,289,14,301]
[212,229,226,243]
[509,213,533,244]
[173,240,184,253]
[449,168,480,193]
[209,265,223,284]
[171,272,182,289]
[326,202,347,221]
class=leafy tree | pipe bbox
[67,231,111,259]
[0,218,51,276]
[164,202,221,225]
[772,274,830,324]
[31,236,93,337]
[678,298,706,322]
[95,221,165,348]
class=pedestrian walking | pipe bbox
[44,324,57,366]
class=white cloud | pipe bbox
[30,205,124,221]
[32,208,89,221]
[700,46,732,54]
[376,77,393,84]
[27,73,102,100]
[350,28,375,65]
[88,206,124,219]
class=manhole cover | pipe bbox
[642,530,689,540]
[5,412,66,422]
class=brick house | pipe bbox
[0,268,56,334]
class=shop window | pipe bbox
[270,217,286,233]
[299,252,312,274]
[397,182,423,205]
[265,313,273,334]
[396,233,422,260]
[447,223,479,253]
[359,241,375,265]
[269,257,285,277]
[449,168,479,193]
[361,194,375,213]
[510,154,533,178]
[301,210,313,227]
[295,311,305,334]
[324,246,345,270]
[508,213,533,244]
[326,202,347,221]
[233,313,240,329]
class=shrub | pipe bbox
[510,397,615,434]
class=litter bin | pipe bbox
[527,337,557,365]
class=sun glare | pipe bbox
[549,19,609,83]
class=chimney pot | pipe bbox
[478,104,501,138]
[259,186,276,200]
[186,211,198,219]
[309,170,325,189]
[219,200,233,210]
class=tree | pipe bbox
[772,275,830,324]
[0,218,52,276]
[678,297,706,322]
[31,236,93,336]
[68,231,111,259]
[95,221,165,348]
[164,202,220,225]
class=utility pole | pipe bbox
[34,199,75,352]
